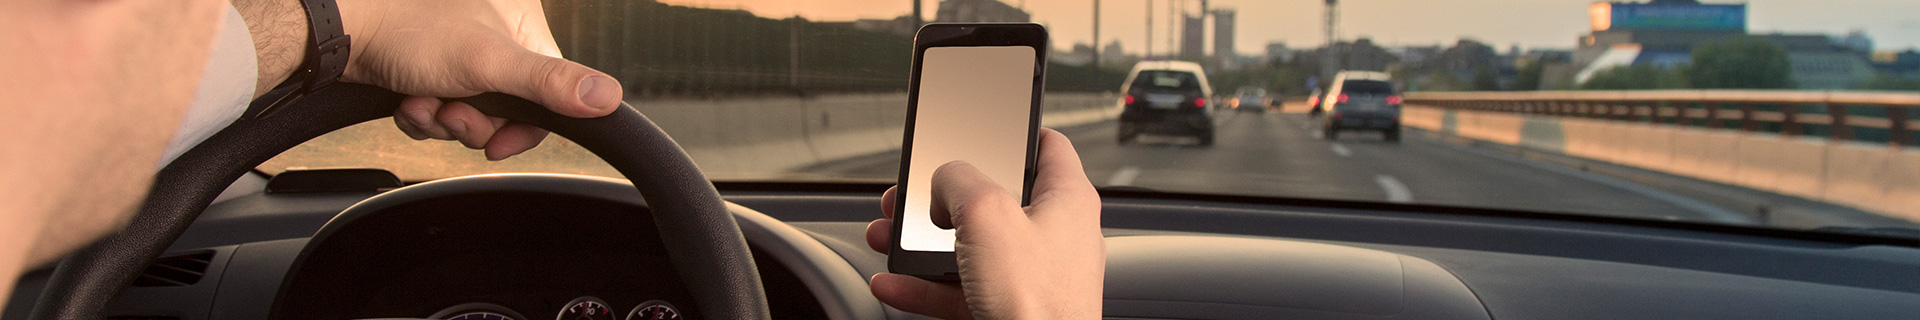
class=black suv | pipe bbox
[1320,71,1403,142]
[1117,61,1215,146]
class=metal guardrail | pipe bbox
[1406,90,1920,146]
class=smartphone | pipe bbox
[888,23,1048,281]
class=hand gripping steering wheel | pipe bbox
[27,84,771,320]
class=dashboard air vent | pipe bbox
[131,251,215,287]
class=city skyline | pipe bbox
[657,0,1920,56]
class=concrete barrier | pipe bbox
[1823,144,1890,216]
[1401,105,1919,223]
[1667,128,1743,185]
[1401,105,1445,130]
[1882,150,1920,221]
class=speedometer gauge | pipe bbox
[625,300,680,320]
[445,312,517,320]
[557,296,617,320]
[429,303,525,320]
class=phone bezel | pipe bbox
[888,23,1049,281]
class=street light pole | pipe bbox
[1323,0,1340,83]
[1093,0,1100,67]
[1146,0,1153,59]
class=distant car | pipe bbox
[1117,61,1215,146]
[1319,71,1402,142]
[1231,87,1272,113]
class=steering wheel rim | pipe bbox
[28,84,770,320]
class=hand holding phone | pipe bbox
[888,23,1049,280]
[867,23,1105,319]
[866,128,1107,320]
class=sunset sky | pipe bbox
[655,0,1920,56]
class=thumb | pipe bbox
[472,43,623,118]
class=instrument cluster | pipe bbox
[430,297,680,320]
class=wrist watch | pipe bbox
[246,0,351,118]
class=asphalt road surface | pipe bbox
[796,109,1760,224]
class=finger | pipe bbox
[391,113,429,140]
[1028,128,1101,220]
[881,185,899,220]
[869,273,973,320]
[467,40,623,118]
[398,96,454,140]
[864,218,892,254]
[434,101,501,149]
[484,123,549,161]
[928,161,1023,230]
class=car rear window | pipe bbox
[1132,71,1201,92]
[1342,80,1395,95]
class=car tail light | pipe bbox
[1386,95,1403,104]
[1125,95,1136,105]
[1308,96,1320,105]
[1337,94,1350,103]
[1194,97,1207,108]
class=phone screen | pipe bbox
[898,45,1038,252]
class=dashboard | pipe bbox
[273,190,699,320]
[4,172,1919,320]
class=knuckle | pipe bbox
[533,57,572,100]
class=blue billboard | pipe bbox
[1592,2,1746,31]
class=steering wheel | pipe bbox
[27,84,771,319]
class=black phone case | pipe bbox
[887,23,1049,282]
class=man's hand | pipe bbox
[863,128,1106,319]
[336,0,620,160]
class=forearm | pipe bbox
[232,0,307,98]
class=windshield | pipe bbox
[1131,70,1202,92]
[262,0,1920,238]
[1341,81,1394,95]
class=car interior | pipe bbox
[3,84,1915,320]
[7,1,1920,319]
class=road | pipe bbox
[795,108,1757,224]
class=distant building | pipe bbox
[934,0,1029,23]
[1397,46,1443,66]
[1840,31,1874,58]
[844,16,917,37]
[1436,39,1502,81]
[1265,42,1292,63]
[1213,9,1237,60]
[1103,41,1129,64]
[1051,43,1098,66]
[1874,49,1920,79]
[1572,0,1876,89]
[1334,38,1398,72]
[1764,34,1876,89]
[1180,14,1205,60]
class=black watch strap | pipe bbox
[247,0,351,118]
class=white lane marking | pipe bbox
[1107,166,1141,186]
[1375,174,1413,203]
[1330,143,1352,157]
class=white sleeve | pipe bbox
[159,3,257,167]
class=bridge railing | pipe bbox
[1405,90,1920,147]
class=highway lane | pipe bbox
[793,110,1737,223]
